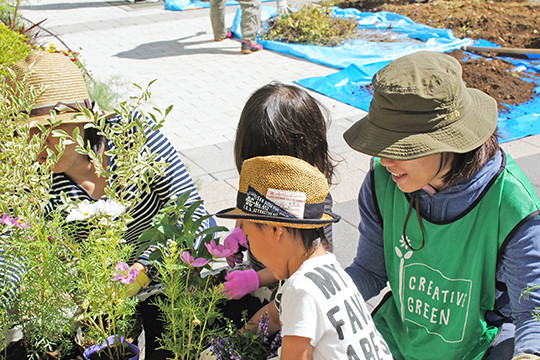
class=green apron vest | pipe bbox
[371,153,540,360]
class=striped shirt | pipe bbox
[0,114,212,306]
[45,115,212,261]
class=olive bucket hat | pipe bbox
[343,51,498,160]
[8,51,111,126]
[216,155,340,229]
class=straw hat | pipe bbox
[216,155,340,229]
[9,51,111,126]
[343,51,498,160]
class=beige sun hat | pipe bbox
[343,51,498,160]
[216,155,340,229]
[9,51,112,126]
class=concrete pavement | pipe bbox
[19,0,540,267]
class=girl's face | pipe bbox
[30,123,86,174]
[379,153,452,193]
[239,221,290,280]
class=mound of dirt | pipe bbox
[333,0,540,110]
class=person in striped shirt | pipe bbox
[3,51,213,359]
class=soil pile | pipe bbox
[333,0,540,109]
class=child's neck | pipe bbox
[288,241,327,276]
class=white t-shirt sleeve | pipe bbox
[279,280,324,347]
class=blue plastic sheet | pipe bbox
[165,0,272,12]
[232,6,472,69]
[233,6,540,142]
[297,44,540,143]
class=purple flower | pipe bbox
[205,239,237,258]
[111,262,139,284]
[180,251,210,267]
[1,214,30,229]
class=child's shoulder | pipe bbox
[284,253,354,296]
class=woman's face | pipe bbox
[30,123,86,174]
[379,153,452,193]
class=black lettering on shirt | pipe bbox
[304,266,342,299]
[344,298,363,333]
[326,306,345,340]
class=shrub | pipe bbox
[261,4,358,47]
[0,23,31,69]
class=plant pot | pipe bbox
[83,336,139,360]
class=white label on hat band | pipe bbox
[266,188,306,219]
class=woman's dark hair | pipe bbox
[442,130,500,187]
[234,82,335,184]
[83,126,105,160]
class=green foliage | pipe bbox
[209,312,281,360]
[86,75,128,112]
[0,74,175,358]
[521,284,540,322]
[0,0,46,47]
[261,4,358,46]
[0,23,31,73]
[145,196,228,360]
[136,191,227,260]
[0,65,78,358]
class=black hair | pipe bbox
[254,222,329,253]
[234,82,335,184]
[82,126,105,160]
[442,130,500,187]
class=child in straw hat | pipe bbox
[217,155,391,360]
[343,51,540,359]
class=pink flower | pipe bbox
[205,238,237,258]
[180,251,210,267]
[111,262,139,284]
[1,214,31,229]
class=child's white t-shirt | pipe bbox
[275,253,392,360]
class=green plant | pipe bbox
[86,75,128,112]
[261,4,358,46]
[0,0,46,47]
[208,312,281,360]
[0,23,31,70]
[136,192,229,360]
[0,64,79,358]
[521,285,540,322]
[0,71,174,359]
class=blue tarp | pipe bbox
[232,6,472,69]
[165,0,272,11]
[297,40,540,143]
[234,6,540,142]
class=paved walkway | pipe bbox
[20,0,540,267]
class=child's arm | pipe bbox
[244,299,281,335]
[223,267,278,299]
[257,267,277,287]
[281,335,313,360]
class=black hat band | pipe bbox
[237,186,325,220]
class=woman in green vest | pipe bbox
[343,51,540,360]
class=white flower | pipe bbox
[66,200,99,221]
[66,199,125,222]
[96,199,125,217]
